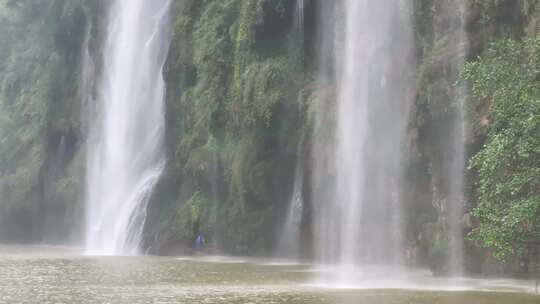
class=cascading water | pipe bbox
[85,0,171,255]
[277,158,304,258]
[446,0,469,277]
[277,0,305,259]
[80,24,95,138]
[314,0,413,285]
[296,0,304,29]
[332,0,370,277]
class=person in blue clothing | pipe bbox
[194,233,205,251]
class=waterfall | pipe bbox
[80,24,95,139]
[277,157,304,258]
[85,0,171,255]
[314,0,413,285]
[275,0,305,259]
[446,0,468,277]
[332,0,370,276]
[296,0,305,29]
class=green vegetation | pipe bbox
[463,38,540,261]
[0,0,90,242]
[147,0,305,254]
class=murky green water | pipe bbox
[0,246,538,304]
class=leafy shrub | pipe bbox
[463,38,540,261]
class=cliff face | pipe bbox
[0,0,99,243]
[0,0,537,273]
[409,0,540,274]
[147,0,305,255]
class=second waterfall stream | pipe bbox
[312,0,416,284]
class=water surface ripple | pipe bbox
[0,248,537,304]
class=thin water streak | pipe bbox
[446,0,468,277]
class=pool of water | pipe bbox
[0,246,538,304]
